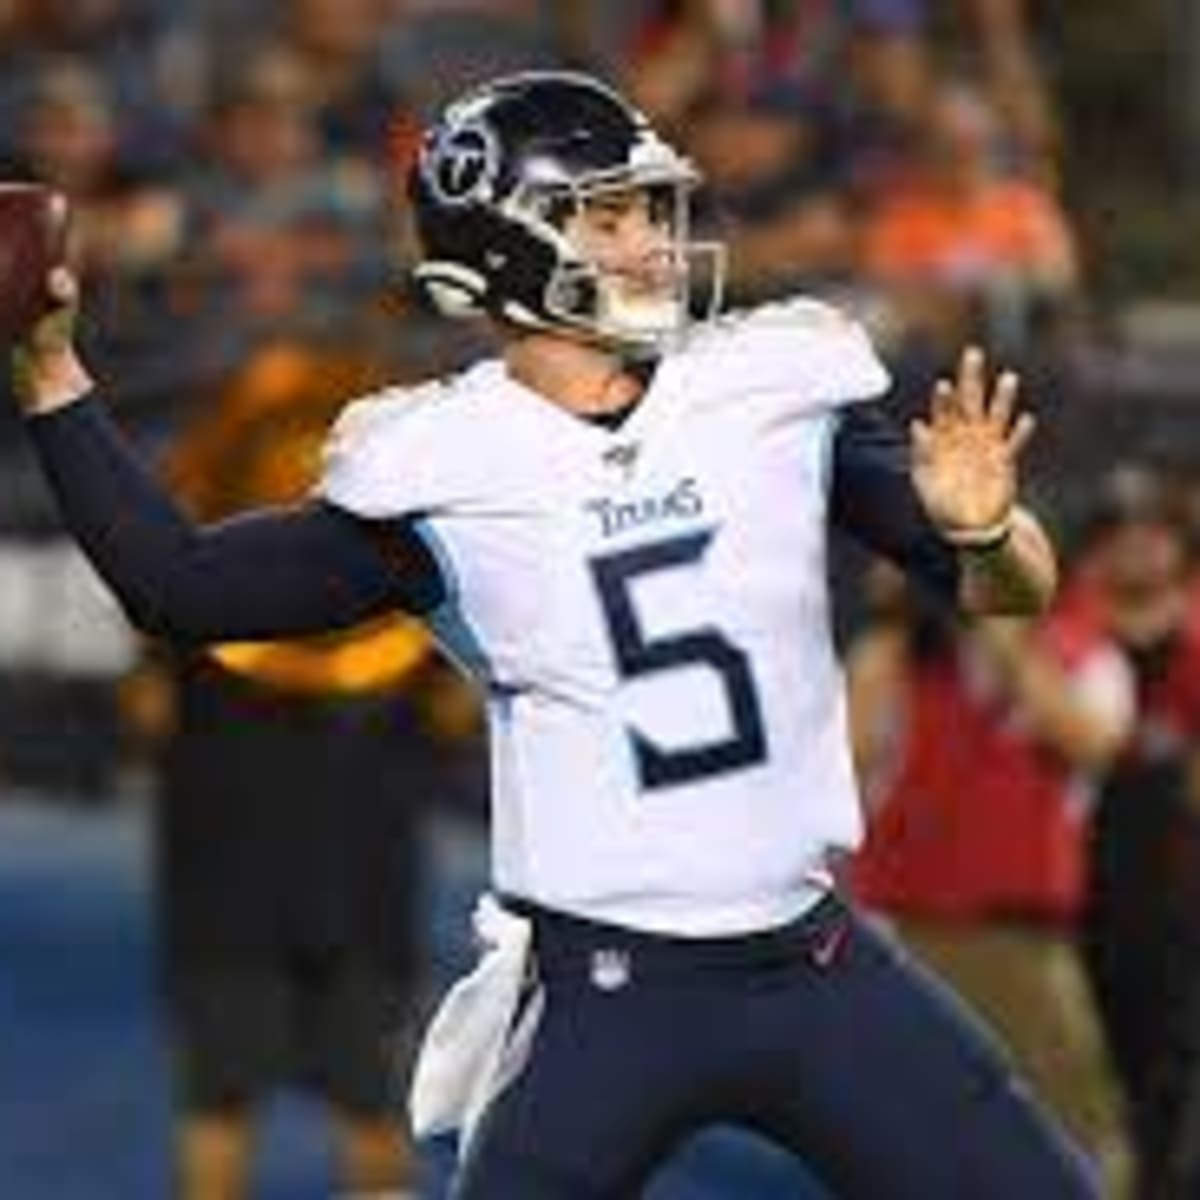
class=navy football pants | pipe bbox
[453,893,1098,1199]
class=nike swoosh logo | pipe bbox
[811,923,848,969]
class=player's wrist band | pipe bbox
[943,513,1015,553]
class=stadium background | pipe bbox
[1,1,1198,1197]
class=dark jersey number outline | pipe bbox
[589,530,768,789]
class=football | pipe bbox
[0,183,69,345]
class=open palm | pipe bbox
[910,347,1035,541]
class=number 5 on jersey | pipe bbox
[589,530,768,790]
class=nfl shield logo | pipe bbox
[590,948,632,992]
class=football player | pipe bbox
[12,72,1095,1198]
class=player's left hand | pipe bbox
[909,346,1035,543]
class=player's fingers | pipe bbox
[930,379,955,425]
[47,266,77,307]
[1005,411,1036,457]
[988,370,1019,429]
[956,345,986,420]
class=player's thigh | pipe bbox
[754,911,1099,1200]
[454,978,698,1200]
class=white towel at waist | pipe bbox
[408,893,541,1153]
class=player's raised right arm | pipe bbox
[10,271,444,643]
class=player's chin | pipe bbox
[607,279,681,318]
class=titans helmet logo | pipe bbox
[423,120,500,208]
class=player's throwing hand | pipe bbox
[11,267,91,416]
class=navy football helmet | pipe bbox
[408,71,724,350]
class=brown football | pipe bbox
[0,183,69,345]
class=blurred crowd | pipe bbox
[0,2,1198,1199]
[0,0,1081,402]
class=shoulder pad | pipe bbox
[326,378,448,447]
[682,297,889,412]
[318,376,465,518]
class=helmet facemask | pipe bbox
[503,161,726,354]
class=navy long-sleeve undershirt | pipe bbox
[829,404,962,603]
[27,395,445,643]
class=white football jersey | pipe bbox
[319,300,890,935]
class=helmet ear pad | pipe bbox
[414,201,564,326]
[412,261,487,316]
